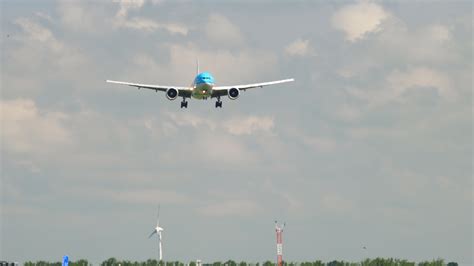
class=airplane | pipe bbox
[106,62,294,108]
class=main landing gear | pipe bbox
[215,97,223,108]
[180,97,188,108]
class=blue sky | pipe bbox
[1,0,472,265]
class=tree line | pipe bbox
[23,258,458,266]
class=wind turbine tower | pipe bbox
[149,205,164,261]
[275,221,285,266]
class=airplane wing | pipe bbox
[106,80,192,97]
[211,78,294,97]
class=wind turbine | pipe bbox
[148,205,164,261]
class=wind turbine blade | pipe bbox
[148,229,157,238]
[156,204,161,226]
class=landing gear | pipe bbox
[181,98,188,108]
[215,97,222,108]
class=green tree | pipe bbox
[101,258,118,266]
[418,259,444,266]
[74,259,90,266]
[262,261,274,266]
[225,261,237,266]
[145,259,158,266]
[398,259,415,266]
[327,261,344,266]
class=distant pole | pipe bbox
[275,221,285,266]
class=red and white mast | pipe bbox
[275,221,285,266]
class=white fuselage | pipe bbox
[192,72,215,99]
[192,82,213,99]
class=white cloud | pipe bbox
[285,39,315,56]
[34,11,53,23]
[429,25,451,42]
[224,116,274,135]
[102,188,190,205]
[334,103,362,122]
[206,14,244,47]
[111,0,188,35]
[127,43,278,85]
[332,1,389,42]
[13,17,87,66]
[161,114,275,137]
[374,21,458,64]
[385,67,455,102]
[0,97,273,172]
[281,192,304,213]
[302,135,337,152]
[57,1,187,35]
[321,193,355,214]
[286,127,338,152]
[2,204,42,217]
[1,100,152,173]
[197,199,262,217]
[115,17,188,35]
[4,17,90,98]
[194,135,257,165]
[114,0,146,19]
[115,112,270,167]
[158,113,270,165]
[348,67,455,106]
[15,17,56,43]
[1,99,71,154]
[335,20,461,119]
[57,2,104,33]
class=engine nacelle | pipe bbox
[166,88,178,100]
[228,88,240,100]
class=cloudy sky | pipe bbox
[1,0,472,265]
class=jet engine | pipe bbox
[166,88,178,100]
[228,88,240,100]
